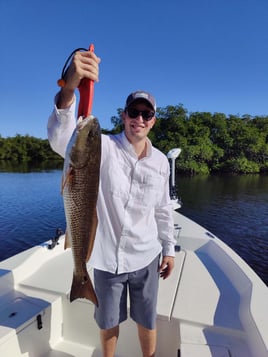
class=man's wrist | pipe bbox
[56,87,75,109]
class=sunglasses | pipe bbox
[127,108,155,121]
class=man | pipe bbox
[47,49,176,357]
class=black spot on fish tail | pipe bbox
[70,272,98,306]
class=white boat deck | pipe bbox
[0,211,267,356]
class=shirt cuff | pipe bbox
[162,242,175,257]
[54,92,77,121]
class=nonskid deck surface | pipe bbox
[45,341,97,357]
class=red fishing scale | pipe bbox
[57,44,95,118]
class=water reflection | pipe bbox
[0,160,63,173]
[178,174,268,206]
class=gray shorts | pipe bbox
[94,255,160,330]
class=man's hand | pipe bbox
[57,50,101,109]
[66,50,101,89]
[159,256,175,280]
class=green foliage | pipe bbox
[219,157,260,174]
[2,106,268,175]
[0,134,62,164]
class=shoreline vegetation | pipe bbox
[1,105,268,175]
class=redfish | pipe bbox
[62,115,101,305]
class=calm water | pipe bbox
[179,175,268,286]
[0,170,267,286]
[0,170,65,259]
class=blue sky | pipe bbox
[0,0,268,138]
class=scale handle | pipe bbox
[77,44,95,118]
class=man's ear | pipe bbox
[149,117,156,129]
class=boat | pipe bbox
[0,148,267,357]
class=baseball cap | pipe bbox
[125,90,156,112]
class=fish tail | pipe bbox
[70,272,98,306]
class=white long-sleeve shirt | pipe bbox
[47,98,176,274]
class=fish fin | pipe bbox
[64,231,71,250]
[61,167,74,195]
[86,208,98,262]
[70,272,98,306]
